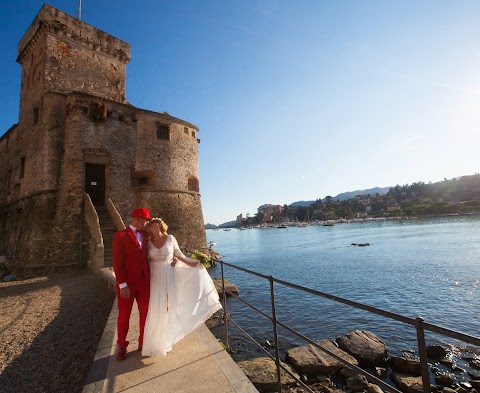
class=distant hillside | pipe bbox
[289,200,316,207]
[331,186,391,201]
[205,221,236,228]
[289,186,391,207]
[208,175,479,226]
[219,220,236,228]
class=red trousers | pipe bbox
[116,278,150,349]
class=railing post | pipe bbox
[415,317,431,393]
[221,262,230,353]
[269,276,282,393]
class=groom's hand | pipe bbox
[120,287,130,299]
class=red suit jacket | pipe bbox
[112,227,150,288]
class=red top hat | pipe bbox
[130,208,151,220]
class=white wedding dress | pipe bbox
[142,235,222,357]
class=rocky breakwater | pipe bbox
[237,330,480,393]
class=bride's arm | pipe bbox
[174,255,198,267]
[171,236,198,268]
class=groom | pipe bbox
[112,207,151,361]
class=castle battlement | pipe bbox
[18,4,130,63]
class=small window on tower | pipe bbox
[15,208,22,229]
[184,127,189,134]
[33,107,39,125]
[188,177,199,192]
[6,170,12,195]
[20,157,25,178]
[131,171,155,188]
[156,124,170,140]
[191,131,196,138]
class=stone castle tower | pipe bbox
[0,4,206,270]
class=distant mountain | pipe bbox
[219,220,236,228]
[205,221,236,228]
[331,186,391,201]
[289,200,316,207]
[289,186,391,207]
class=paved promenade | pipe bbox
[83,269,257,393]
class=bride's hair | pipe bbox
[148,217,168,234]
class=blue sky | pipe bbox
[1,1,479,225]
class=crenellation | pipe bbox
[18,6,130,64]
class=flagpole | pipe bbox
[78,0,82,20]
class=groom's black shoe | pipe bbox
[116,348,127,361]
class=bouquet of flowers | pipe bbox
[190,250,212,268]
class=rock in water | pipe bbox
[286,339,358,376]
[336,330,387,367]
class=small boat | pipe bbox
[323,220,335,226]
[223,228,231,231]
[276,225,287,228]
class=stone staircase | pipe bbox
[96,206,117,267]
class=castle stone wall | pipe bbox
[17,3,129,123]
[135,111,199,191]
[43,32,128,102]
[18,29,47,124]
[0,4,207,269]
[141,191,206,253]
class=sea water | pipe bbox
[206,216,480,361]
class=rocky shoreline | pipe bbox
[232,329,480,393]
[0,270,115,393]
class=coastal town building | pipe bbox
[236,213,246,224]
[0,4,206,270]
[257,204,283,223]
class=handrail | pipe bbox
[219,260,480,346]
[83,193,102,244]
[216,280,400,393]
[83,193,104,270]
[215,259,480,393]
[106,197,126,231]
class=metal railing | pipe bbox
[215,259,480,393]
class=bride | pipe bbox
[142,218,222,357]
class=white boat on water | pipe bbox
[223,228,231,231]
[323,220,335,226]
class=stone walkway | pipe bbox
[83,268,257,393]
